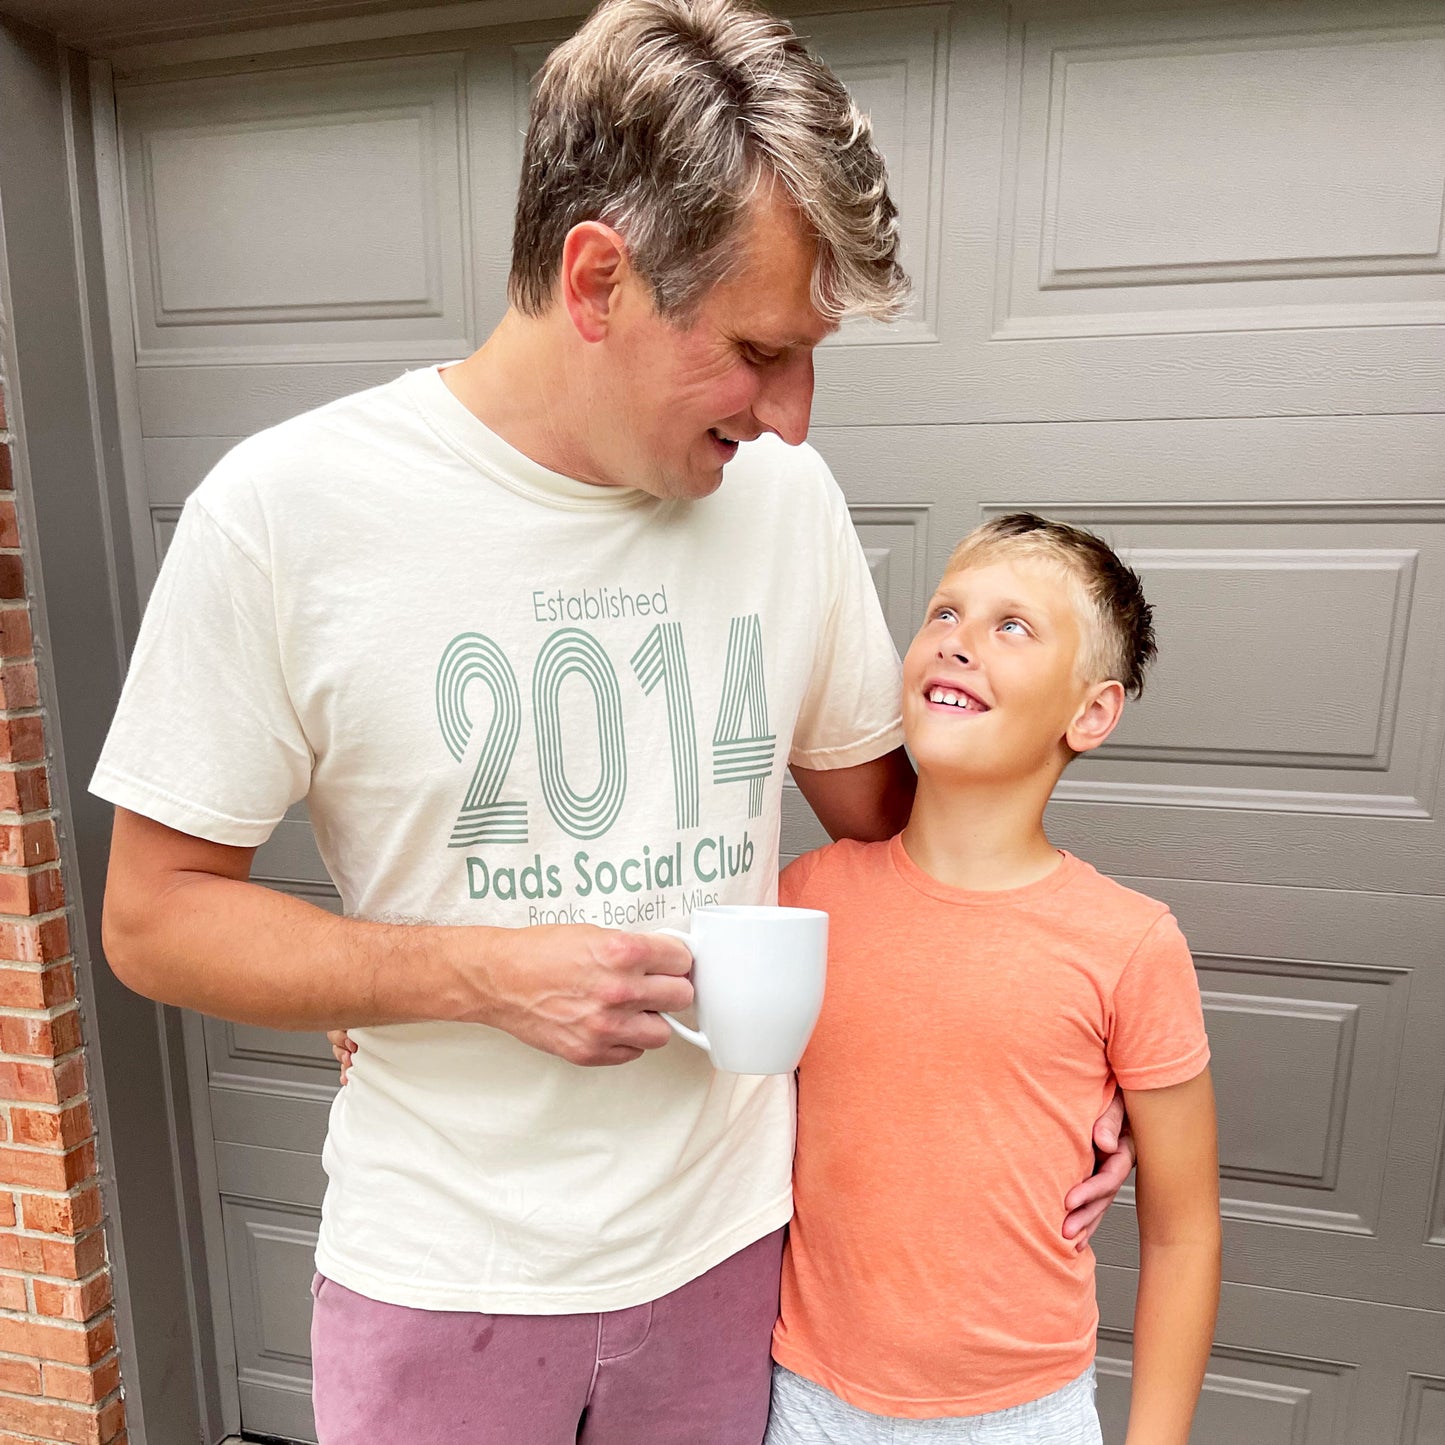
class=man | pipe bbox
[94,2,1129,1441]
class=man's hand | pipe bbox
[1063,1090,1136,1250]
[473,925,695,1066]
[332,927,696,1069]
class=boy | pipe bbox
[766,513,1219,1444]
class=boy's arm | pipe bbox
[789,746,916,842]
[1121,1069,1221,1445]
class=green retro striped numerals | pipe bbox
[631,623,700,830]
[534,629,628,840]
[712,614,775,819]
[436,633,528,848]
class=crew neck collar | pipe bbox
[887,831,1082,907]
[404,364,655,513]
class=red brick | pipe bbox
[0,1116,7,1144]
[18,1229,108,1281]
[33,1270,111,1323]
[0,611,29,662]
[0,819,57,868]
[23,1312,114,1366]
[9,1102,92,1150]
[0,502,18,550]
[0,963,74,1010]
[0,1060,60,1104]
[0,1006,82,1059]
[0,557,24,604]
[0,716,42,766]
[0,1273,25,1310]
[0,866,62,917]
[43,1352,119,1404]
[0,918,71,966]
[98,1396,125,1444]
[0,1194,14,1228]
[0,660,35,709]
[0,1356,41,1396]
[0,1392,109,1444]
[0,1141,95,1192]
[0,444,11,492]
[0,766,49,816]
[18,1184,101,1237]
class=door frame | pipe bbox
[0,20,222,1445]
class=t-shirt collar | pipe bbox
[404,364,654,512]
[887,832,1083,907]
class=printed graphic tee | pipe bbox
[772,836,1210,1415]
[91,365,904,1313]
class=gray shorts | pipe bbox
[764,1363,1101,1445]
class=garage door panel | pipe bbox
[1097,1269,1445,1445]
[1091,882,1445,1311]
[1097,1327,1353,1445]
[813,1,1445,425]
[117,52,473,365]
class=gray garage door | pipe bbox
[97,1,1445,1439]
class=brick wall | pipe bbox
[0,378,126,1443]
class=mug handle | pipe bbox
[654,927,710,1053]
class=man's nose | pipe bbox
[756,351,815,447]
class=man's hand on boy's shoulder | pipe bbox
[1062,1091,1136,1250]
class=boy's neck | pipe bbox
[900,770,1063,892]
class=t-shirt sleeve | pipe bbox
[89,493,313,846]
[778,847,828,908]
[788,452,903,771]
[1106,911,1211,1091]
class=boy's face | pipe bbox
[901,557,1117,785]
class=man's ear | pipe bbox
[1066,680,1126,755]
[559,221,629,343]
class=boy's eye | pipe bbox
[999,619,1028,635]
[934,607,958,624]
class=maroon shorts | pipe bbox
[310,1228,784,1445]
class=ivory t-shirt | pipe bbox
[91,366,904,1313]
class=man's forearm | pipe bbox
[103,867,485,1030]
[1124,1234,1220,1445]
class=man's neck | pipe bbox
[900,769,1063,892]
[440,310,613,487]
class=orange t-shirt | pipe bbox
[772,835,1210,1418]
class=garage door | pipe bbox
[100,1,1445,1439]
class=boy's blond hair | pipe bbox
[945,513,1156,697]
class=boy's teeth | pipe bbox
[929,687,978,710]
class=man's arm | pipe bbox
[789,746,915,843]
[102,808,693,1065]
[1121,1070,1221,1445]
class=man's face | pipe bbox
[600,189,836,499]
[901,558,1096,785]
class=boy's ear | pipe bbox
[1066,680,1126,755]
[559,221,629,343]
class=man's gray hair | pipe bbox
[510,0,909,322]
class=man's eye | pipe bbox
[743,344,779,365]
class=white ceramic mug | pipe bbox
[656,905,828,1074]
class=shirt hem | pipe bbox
[314,1192,793,1315]
[89,767,280,848]
[1114,1040,1211,1091]
[769,1341,1095,1419]
[789,719,904,772]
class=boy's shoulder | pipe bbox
[1063,852,1172,925]
[778,836,892,908]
